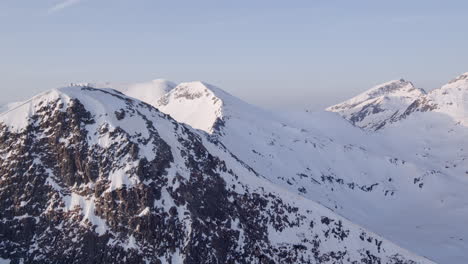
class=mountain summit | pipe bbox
[328,72,468,130]
[155,81,261,134]
[422,72,468,125]
[155,81,226,133]
[327,79,426,130]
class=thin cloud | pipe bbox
[48,0,83,14]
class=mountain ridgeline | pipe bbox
[327,73,468,130]
[1,72,468,263]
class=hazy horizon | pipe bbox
[1,0,468,110]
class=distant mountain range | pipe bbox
[328,73,468,130]
[1,72,467,264]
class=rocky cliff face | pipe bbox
[0,86,433,264]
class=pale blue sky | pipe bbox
[1,0,467,109]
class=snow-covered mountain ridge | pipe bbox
[1,72,467,263]
[328,72,468,130]
[326,79,426,130]
[107,74,468,264]
[421,72,468,126]
[0,85,434,263]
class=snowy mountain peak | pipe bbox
[327,79,425,130]
[447,72,468,84]
[328,72,468,130]
[169,81,238,103]
[165,81,224,102]
[155,81,243,133]
[435,72,468,96]
[365,79,425,98]
[0,86,144,133]
[175,80,211,92]
[422,72,468,125]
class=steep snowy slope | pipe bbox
[151,81,467,264]
[0,86,432,263]
[327,79,426,130]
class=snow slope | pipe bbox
[143,79,468,264]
